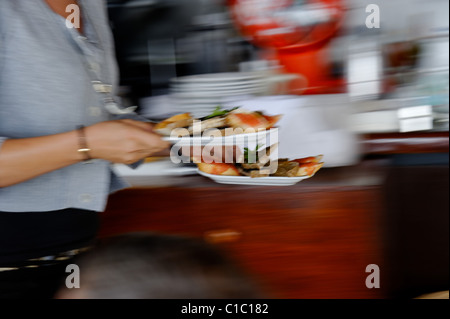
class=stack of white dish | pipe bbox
[168,72,267,118]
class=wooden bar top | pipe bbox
[100,128,448,298]
[120,159,388,190]
[362,131,449,155]
[102,160,389,298]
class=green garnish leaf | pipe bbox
[244,144,262,163]
[203,106,239,120]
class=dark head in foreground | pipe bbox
[57,232,264,299]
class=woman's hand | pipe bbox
[0,119,171,187]
[85,119,171,164]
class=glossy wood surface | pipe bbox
[100,162,388,298]
[98,129,448,298]
[362,131,449,155]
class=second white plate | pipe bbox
[197,169,311,186]
[162,128,278,146]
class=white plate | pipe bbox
[113,160,197,177]
[169,96,225,104]
[171,80,267,91]
[170,88,263,99]
[171,86,265,95]
[171,72,263,84]
[197,169,311,186]
[162,128,278,146]
[171,101,224,107]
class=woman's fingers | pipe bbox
[85,120,170,164]
[85,119,245,165]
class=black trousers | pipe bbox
[0,259,75,299]
[0,208,99,299]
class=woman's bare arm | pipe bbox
[0,131,82,187]
[0,119,171,188]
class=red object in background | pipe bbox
[228,0,346,94]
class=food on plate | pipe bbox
[197,163,241,176]
[296,161,324,177]
[203,106,239,119]
[188,116,227,135]
[236,144,277,177]
[270,157,324,178]
[272,155,324,177]
[270,161,300,177]
[153,113,194,136]
[290,155,323,165]
[239,153,323,178]
[153,107,281,137]
[196,148,324,178]
[226,111,281,130]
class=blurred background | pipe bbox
[107,0,448,164]
[107,0,448,120]
[104,0,448,299]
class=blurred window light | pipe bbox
[347,50,382,99]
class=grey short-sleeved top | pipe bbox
[0,0,132,212]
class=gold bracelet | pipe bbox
[76,125,91,161]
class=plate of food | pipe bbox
[195,149,324,186]
[170,72,264,84]
[162,128,278,146]
[154,106,281,146]
[197,169,312,186]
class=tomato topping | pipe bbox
[263,115,281,128]
[299,162,317,176]
[210,163,238,175]
[291,157,316,164]
[234,113,265,128]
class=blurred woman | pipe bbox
[0,0,170,298]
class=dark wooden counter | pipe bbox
[362,131,449,155]
[99,129,449,299]
[100,161,389,299]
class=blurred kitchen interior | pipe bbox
[107,0,448,120]
[103,0,449,299]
